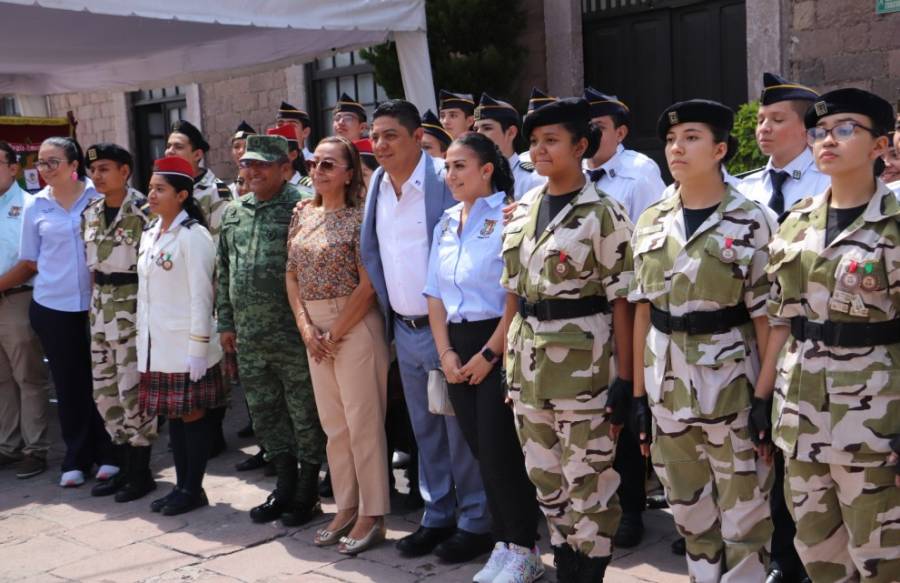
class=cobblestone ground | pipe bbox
[0,391,689,583]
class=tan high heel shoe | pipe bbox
[337,518,386,555]
[314,512,358,547]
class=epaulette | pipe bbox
[299,175,313,188]
[519,160,535,172]
[145,216,160,231]
[734,166,764,180]
[87,196,104,208]
[181,217,200,229]
[216,180,232,201]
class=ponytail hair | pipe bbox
[451,132,515,201]
[42,136,86,180]
[156,173,208,229]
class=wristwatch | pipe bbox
[480,346,499,364]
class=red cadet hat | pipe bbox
[267,125,299,143]
[153,156,194,180]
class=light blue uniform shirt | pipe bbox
[19,181,100,312]
[0,181,32,283]
[424,191,507,323]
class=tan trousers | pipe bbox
[0,290,50,458]
[306,297,390,516]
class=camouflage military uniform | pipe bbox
[501,181,633,559]
[766,182,900,583]
[628,185,775,583]
[83,189,156,446]
[194,168,232,245]
[216,181,325,464]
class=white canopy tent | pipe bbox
[0,0,436,112]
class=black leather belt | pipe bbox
[650,303,751,335]
[94,272,139,286]
[790,316,900,348]
[518,296,610,321]
[397,314,429,330]
[0,285,32,299]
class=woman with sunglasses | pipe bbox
[286,136,390,555]
[756,89,899,583]
[630,100,777,583]
[19,137,115,488]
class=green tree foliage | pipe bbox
[361,0,526,102]
[727,100,768,176]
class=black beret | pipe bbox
[474,92,520,126]
[583,87,630,120]
[85,143,133,169]
[232,120,256,141]
[335,93,367,122]
[170,120,210,152]
[657,99,734,139]
[760,72,818,105]
[439,90,475,115]
[805,88,895,135]
[526,87,555,117]
[523,97,590,140]
[421,110,453,147]
[276,101,312,125]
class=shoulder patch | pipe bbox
[216,181,232,200]
[180,217,200,229]
[734,166,765,180]
[519,160,535,172]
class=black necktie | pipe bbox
[768,170,790,215]
[587,168,606,183]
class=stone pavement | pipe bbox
[0,398,689,583]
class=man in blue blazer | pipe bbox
[360,100,491,562]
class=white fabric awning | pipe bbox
[0,0,436,112]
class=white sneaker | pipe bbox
[95,464,119,481]
[60,470,85,487]
[472,542,510,582]
[492,543,545,583]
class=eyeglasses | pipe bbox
[306,159,348,172]
[807,121,875,145]
[34,158,63,171]
[238,160,277,169]
[333,113,358,124]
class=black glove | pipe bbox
[606,378,633,425]
[631,394,652,445]
[748,396,774,446]
[891,436,900,476]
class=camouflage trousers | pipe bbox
[785,459,900,583]
[514,400,621,558]
[652,408,772,583]
[90,285,157,446]
[238,344,325,464]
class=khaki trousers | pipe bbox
[0,290,50,458]
[306,297,390,515]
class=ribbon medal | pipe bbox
[114,227,124,242]
[720,238,736,263]
[841,260,860,289]
[860,262,878,291]
[156,252,173,271]
[556,250,568,275]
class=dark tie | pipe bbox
[587,168,606,183]
[768,170,790,215]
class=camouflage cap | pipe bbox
[240,135,289,163]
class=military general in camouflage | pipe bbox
[83,143,158,503]
[216,134,325,528]
[502,97,634,582]
[630,100,775,583]
[758,89,900,583]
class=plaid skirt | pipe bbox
[139,364,226,418]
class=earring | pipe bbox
[71,171,78,181]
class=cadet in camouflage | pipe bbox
[83,143,158,501]
[502,97,634,581]
[759,89,900,583]
[217,135,325,526]
[630,100,775,583]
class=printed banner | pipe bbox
[0,116,74,192]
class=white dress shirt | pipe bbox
[376,152,430,317]
[584,145,666,223]
[509,153,547,201]
[738,148,831,211]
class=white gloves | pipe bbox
[187,356,208,382]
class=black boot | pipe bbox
[207,406,227,458]
[553,545,578,583]
[115,445,157,503]
[613,511,645,548]
[250,453,297,523]
[91,444,129,497]
[235,449,268,472]
[280,461,322,527]
[575,553,610,583]
[162,416,211,516]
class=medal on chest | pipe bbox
[556,250,568,275]
[7,206,21,218]
[155,252,173,271]
[720,237,736,263]
[860,262,878,291]
[842,260,860,289]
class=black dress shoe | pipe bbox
[250,493,289,523]
[235,450,268,472]
[91,472,127,497]
[765,568,784,583]
[395,525,456,557]
[433,529,493,563]
[150,487,179,512]
[613,511,645,548]
[161,489,208,516]
[671,537,686,555]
